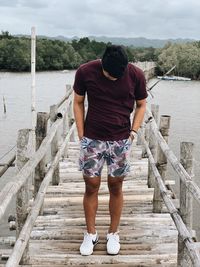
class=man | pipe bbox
[73,45,147,256]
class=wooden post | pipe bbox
[178,141,194,267]
[50,105,60,185]
[69,93,75,142]
[34,112,48,197]
[137,124,145,146]
[148,104,159,188]
[62,85,71,158]
[31,26,36,159]
[16,129,32,263]
[141,113,150,158]
[153,115,170,213]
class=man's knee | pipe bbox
[84,176,101,195]
[108,177,124,196]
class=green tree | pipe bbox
[158,43,200,79]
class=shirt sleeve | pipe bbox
[73,67,86,96]
[135,68,148,100]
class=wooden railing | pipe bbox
[138,104,200,267]
[0,85,76,266]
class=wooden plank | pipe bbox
[27,253,177,265]
[30,228,177,242]
[27,240,177,255]
[0,264,177,267]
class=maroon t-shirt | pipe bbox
[73,59,147,141]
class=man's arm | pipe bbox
[73,92,85,140]
[131,99,146,133]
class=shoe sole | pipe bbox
[107,251,119,255]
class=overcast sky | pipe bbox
[0,0,200,39]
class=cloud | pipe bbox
[0,0,200,39]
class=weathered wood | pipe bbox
[0,236,15,246]
[137,124,145,146]
[27,253,177,265]
[178,141,194,267]
[50,105,60,185]
[153,115,171,213]
[57,84,72,109]
[68,94,75,142]
[16,129,32,263]
[140,133,200,266]
[142,114,150,158]
[0,155,16,178]
[34,112,48,197]
[62,91,73,158]
[5,123,76,267]
[31,27,36,169]
[148,104,159,188]
[0,118,62,221]
[146,108,200,206]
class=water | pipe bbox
[0,72,200,240]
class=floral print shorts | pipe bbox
[79,136,132,178]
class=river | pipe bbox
[0,71,200,241]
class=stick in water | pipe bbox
[3,96,6,114]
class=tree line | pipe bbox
[0,31,200,79]
[0,31,157,72]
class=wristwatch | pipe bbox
[130,130,138,140]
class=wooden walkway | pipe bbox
[2,66,200,266]
[23,138,178,266]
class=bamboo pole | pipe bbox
[0,155,16,178]
[31,26,36,154]
[50,105,60,185]
[5,123,76,267]
[62,86,71,158]
[16,129,32,264]
[57,85,72,109]
[178,142,194,267]
[153,115,171,213]
[148,104,159,188]
[3,95,6,113]
[69,93,75,142]
[34,112,48,197]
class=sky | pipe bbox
[0,0,200,39]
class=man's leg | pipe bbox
[107,176,124,233]
[83,176,101,234]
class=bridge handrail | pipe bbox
[146,108,200,205]
[139,129,200,266]
[0,88,74,221]
[5,122,76,267]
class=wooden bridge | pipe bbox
[1,64,200,266]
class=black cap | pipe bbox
[102,45,128,78]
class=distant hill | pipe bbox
[88,36,196,48]
[15,34,196,48]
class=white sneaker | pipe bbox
[80,232,99,256]
[107,232,120,255]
